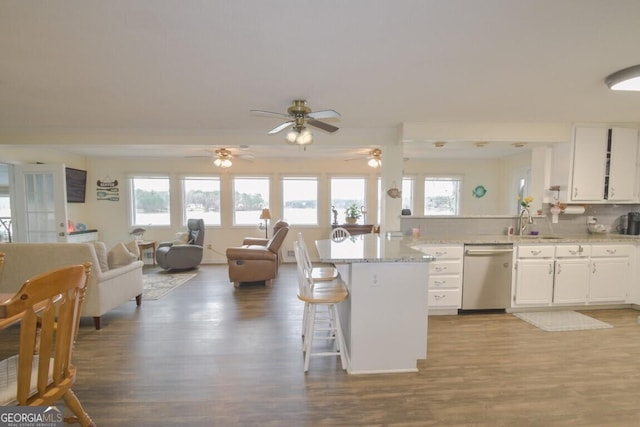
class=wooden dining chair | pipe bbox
[0,262,95,427]
[330,227,351,242]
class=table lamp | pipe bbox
[259,208,271,238]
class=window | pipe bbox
[330,177,366,224]
[130,176,171,226]
[182,176,221,226]
[402,177,414,212]
[233,177,270,225]
[424,176,461,216]
[282,177,318,225]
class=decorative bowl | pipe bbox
[587,223,610,234]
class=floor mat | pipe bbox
[513,310,613,332]
[137,272,197,300]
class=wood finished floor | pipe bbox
[3,263,640,426]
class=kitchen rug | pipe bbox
[513,311,613,332]
[136,272,197,300]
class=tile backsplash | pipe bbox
[400,204,640,238]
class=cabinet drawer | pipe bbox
[590,245,633,257]
[428,275,462,290]
[428,289,461,308]
[517,245,555,258]
[414,245,463,260]
[555,245,590,258]
[429,260,462,275]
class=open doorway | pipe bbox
[0,163,12,242]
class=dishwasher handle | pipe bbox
[465,248,513,256]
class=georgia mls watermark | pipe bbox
[0,406,63,427]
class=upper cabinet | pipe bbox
[569,126,639,203]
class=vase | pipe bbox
[345,217,357,225]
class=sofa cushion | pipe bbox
[93,241,109,272]
[108,242,138,269]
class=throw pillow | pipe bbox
[107,242,138,269]
[93,241,110,272]
[124,240,140,258]
[174,231,191,245]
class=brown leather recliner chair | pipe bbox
[226,221,289,288]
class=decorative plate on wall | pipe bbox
[472,185,487,198]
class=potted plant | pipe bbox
[345,204,361,224]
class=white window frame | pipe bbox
[423,175,462,216]
[282,176,319,226]
[232,176,270,226]
[180,175,221,226]
[129,175,171,227]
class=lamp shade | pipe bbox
[606,65,640,91]
[259,208,271,220]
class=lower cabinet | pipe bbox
[412,244,463,313]
[589,245,633,303]
[513,243,632,308]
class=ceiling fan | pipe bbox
[251,99,340,145]
[185,147,254,168]
[345,148,383,168]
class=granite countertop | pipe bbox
[316,234,434,263]
[409,233,640,245]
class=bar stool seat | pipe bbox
[297,232,339,281]
[294,242,349,372]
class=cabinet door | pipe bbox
[514,259,554,306]
[608,127,639,201]
[570,127,607,201]
[589,258,629,303]
[553,259,589,304]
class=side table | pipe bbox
[137,240,157,266]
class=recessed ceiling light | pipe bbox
[433,141,446,148]
[512,142,527,148]
[474,142,488,148]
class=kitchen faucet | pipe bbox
[519,208,534,236]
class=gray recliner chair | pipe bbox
[156,218,205,270]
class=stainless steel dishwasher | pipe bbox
[461,244,513,312]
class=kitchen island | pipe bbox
[315,234,433,374]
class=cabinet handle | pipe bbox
[606,249,617,255]
[435,266,447,272]
[574,187,578,198]
[434,251,447,257]
[433,280,446,286]
[569,250,577,255]
[557,263,562,274]
[593,264,597,274]
[548,263,554,274]
[610,187,615,197]
[433,294,446,301]
[531,250,542,255]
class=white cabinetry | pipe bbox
[569,126,639,203]
[513,243,633,309]
[513,245,555,306]
[553,245,590,304]
[413,245,463,313]
[589,245,632,303]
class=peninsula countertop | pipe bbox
[316,234,434,263]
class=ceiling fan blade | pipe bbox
[308,109,341,120]
[251,109,291,119]
[268,121,294,134]
[308,119,339,133]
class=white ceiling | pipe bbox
[1,1,639,160]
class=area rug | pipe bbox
[138,272,197,300]
[513,311,613,332]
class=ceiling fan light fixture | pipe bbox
[213,148,233,168]
[368,158,382,168]
[367,148,382,168]
[606,65,640,91]
[285,128,313,145]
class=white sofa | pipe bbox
[0,242,144,329]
